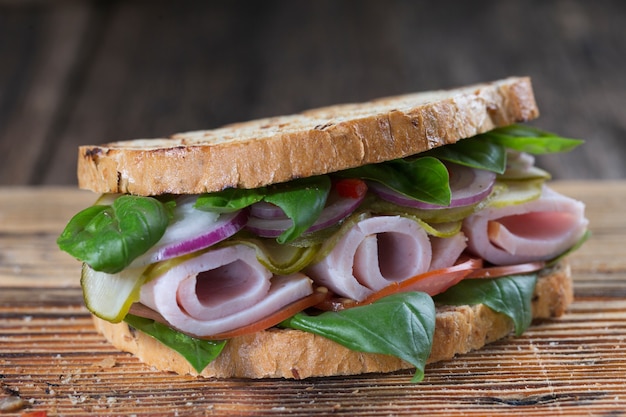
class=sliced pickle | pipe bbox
[498,165,551,181]
[254,240,320,275]
[366,198,477,223]
[81,263,147,322]
[220,237,320,275]
[487,179,544,208]
[142,251,200,283]
[411,218,462,238]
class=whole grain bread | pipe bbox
[93,262,571,379]
[78,77,538,196]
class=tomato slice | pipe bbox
[466,260,546,279]
[358,257,483,305]
[315,257,483,311]
[200,288,329,340]
[352,259,546,308]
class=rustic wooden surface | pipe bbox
[0,181,624,416]
[1,0,626,185]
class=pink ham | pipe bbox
[463,185,588,265]
[306,216,433,301]
[429,232,467,271]
[139,245,313,337]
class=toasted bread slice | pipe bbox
[78,77,538,196]
[92,262,571,379]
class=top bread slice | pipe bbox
[78,77,539,196]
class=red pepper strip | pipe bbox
[334,178,368,199]
[200,288,329,340]
[466,261,546,279]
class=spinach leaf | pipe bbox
[57,196,171,274]
[425,138,507,174]
[264,176,331,244]
[481,125,584,154]
[435,274,537,336]
[339,157,451,206]
[281,292,435,382]
[124,315,226,373]
[195,188,266,213]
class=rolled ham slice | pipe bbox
[429,232,467,271]
[139,245,313,337]
[306,216,432,301]
[463,185,588,265]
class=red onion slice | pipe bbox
[370,163,496,209]
[246,191,365,238]
[249,201,287,219]
[131,196,247,266]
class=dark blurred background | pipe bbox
[1,0,625,186]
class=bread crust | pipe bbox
[78,77,538,195]
[93,262,572,379]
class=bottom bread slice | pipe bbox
[93,262,573,379]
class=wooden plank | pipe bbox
[42,1,267,187]
[0,187,93,288]
[0,3,95,186]
[0,183,625,416]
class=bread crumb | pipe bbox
[0,395,25,412]
[68,394,87,405]
[95,357,117,369]
[59,374,73,384]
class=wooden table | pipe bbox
[1,182,625,416]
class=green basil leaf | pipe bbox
[57,196,171,274]
[425,138,507,174]
[435,274,537,336]
[339,157,451,206]
[195,188,266,213]
[264,176,331,244]
[482,125,584,154]
[280,292,435,382]
[124,315,226,373]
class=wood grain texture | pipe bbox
[1,0,626,185]
[0,181,625,416]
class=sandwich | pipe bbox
[57,76,588,381]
